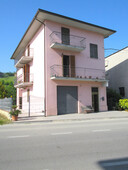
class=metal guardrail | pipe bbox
[50,31,86,48]
[0,98,12,111]
[50,65,105,80]
[14,48,34,66]
[14,73,34,86]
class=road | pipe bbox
[0,118,128,170]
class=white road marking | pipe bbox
[92,129,111,132]
[7,135,30,139]
[102,160,128,167]
[51,132,72,135]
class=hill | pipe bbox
[0,76,15,83]
[0,72,15,83]
[0,72,15,78]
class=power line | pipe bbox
[104,48,119,51]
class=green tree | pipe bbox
[5,84,16,105]
[0,81,7,98]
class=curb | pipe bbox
[12,116,128,124]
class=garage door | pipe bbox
[57,86,78,115]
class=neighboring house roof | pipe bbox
[105,46,128,71]
[11,9,116,59]
[105,46,128,59]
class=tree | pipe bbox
[0,80,16,105]
[5,83,16,105]
[0,81,7,98]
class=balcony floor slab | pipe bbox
[51,76,108,86]
[50,42,85,52]
[14,82,33,88]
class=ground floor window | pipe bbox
[119,87,125,97]
[19,97,22,109]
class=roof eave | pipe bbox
[11,9,116,59]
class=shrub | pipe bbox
[0,113,11,125]
[9,105,21,116]
[119,99,128,110]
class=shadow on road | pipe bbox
[98,157,128,170]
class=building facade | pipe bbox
[105,46,128,98]
[11,9,115,116]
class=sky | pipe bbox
[0,0,128,72]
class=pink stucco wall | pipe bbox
[16,19,107,116]
[44,20,107,116]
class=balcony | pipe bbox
[50,32,86,52]
[15,48,34,68]
[14,73,34,88]
[50,65,107,85]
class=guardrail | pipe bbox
[14,73,34,86]
[50,65,105,80]
[50,31,86,48]
[14,48,34,66]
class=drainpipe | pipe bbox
[35,18,46,117]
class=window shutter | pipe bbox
[70,56,75,77]
[61,27,70,45]
[90,44,98,58]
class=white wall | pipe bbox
[21,25,45,114]
[105,47,128,98]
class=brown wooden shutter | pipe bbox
[90,44,98,58]
[24,64,30,82]
[70,56,75,77]
[28,45,30,56]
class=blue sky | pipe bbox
[0,0,128,72]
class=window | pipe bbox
[90,43,98,59]
[61,27,70,45]
[63,55,75,77]
[19,97,22,109]
[119,87,125,97]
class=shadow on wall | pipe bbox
[98,157,128,170]
[106,59,128,96]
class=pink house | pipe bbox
[11,9,116,116]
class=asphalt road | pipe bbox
[0,118,128,170]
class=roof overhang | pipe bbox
[11,9,116,59]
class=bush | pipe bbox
[119,99,128,110]
[9,105,21,116]
[0,113,11,125]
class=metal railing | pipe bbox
[50,31,86,48]
[14,73,34,86]
[50,65,105,80]
[14,48,34,66]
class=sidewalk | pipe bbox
[15,111,128,124]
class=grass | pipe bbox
[0,113,11,125]
[0,76,15,83]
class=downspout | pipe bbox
[35,18,46,117]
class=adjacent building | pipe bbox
[11,9,116,116]
[105,46,128,98]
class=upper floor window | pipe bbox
[119,87,125,97]
[61,27,70,45]
[90,43,98,59]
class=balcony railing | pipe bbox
[14,73,34,88]
[50,65,106,81]
[15,48,34,68]
[50,32,86,52]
